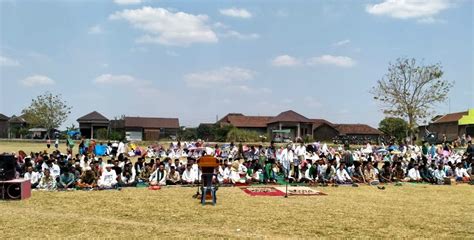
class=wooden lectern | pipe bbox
[197,155,219,205]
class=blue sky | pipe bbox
[0,0,472,128]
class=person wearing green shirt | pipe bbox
[58,167,76,189]
[422,143,428,156]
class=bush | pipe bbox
[226,128,260,142]
[178,128,197,141]
[95,128,108,140]
[109,130,124,141]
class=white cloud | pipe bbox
[110,7,218,46]
[88,24,103,34]
[271,55,300,67]
[94,74,138,85]
[417,17,446,24]
[219,8,252,19]
[94,74,159,96]
[184,67,255,87]
[220,30,259,40]
[114,0,142,5]
[366,0,451,22]
[333,39,350,47]
[307,55,356,68]
[0,55,20,67]
[213,22,228,29]
[21,75,55,87]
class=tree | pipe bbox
[371,58,453,142]
[196,124,214,141]
[22,92,72,138]
[378,117,409,143]
[178,127,197,141]
[226,128,260,142]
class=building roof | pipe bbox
[124,117,179,129]
[219,114,273,128]
[0,113,9,121]
[8,115,27,124]
[28,128,47,132]
[432,111,468,124]
[77,111,109,123]
[311,119,333,128]
[268,110,311,123]
[334,124,382,135]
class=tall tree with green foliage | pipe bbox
[371,58,453,142]
[378,117,409,143]
[22,92,72,137]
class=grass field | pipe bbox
[1,185,473,239]
[1,141,473,239]
[0,141,70,155]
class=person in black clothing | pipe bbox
[467,140,474,161]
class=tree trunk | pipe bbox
[407,115,414,145]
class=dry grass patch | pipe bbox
[0,184,473,239]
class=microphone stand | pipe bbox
[195,165,200,197]
[285,166,289,198]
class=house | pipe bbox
[419,109,474,141]
[312,122,382,143]
[312,122,338,141]
[77,111,110,139]
[8,115,28,138]
[334,124,382,143]
[217,113,272,134]
[458,109,474,137]
[28,128,49,139]
[0,113,9,138]
[122,117,180,141]
[267,110,313,139]
[215,110,382,143]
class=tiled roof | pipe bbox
[432,111,468,124]
[77,111,109,122]
[311,119,333,128]
[223,115,273,128]
[268,110,311,123]
[124,117,179,129]
[8,115,27,123]
[0,113,9,121]
[335,124,382,135]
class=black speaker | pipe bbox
[0,179,31,200]
[0,154,16,181]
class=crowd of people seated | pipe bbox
[10,138,474,191]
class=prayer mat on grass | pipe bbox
[274,186,327,196]
[241,187,286,197]
[234,182,250,187]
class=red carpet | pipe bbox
[241,187,286,197]
[275,186,327,196]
